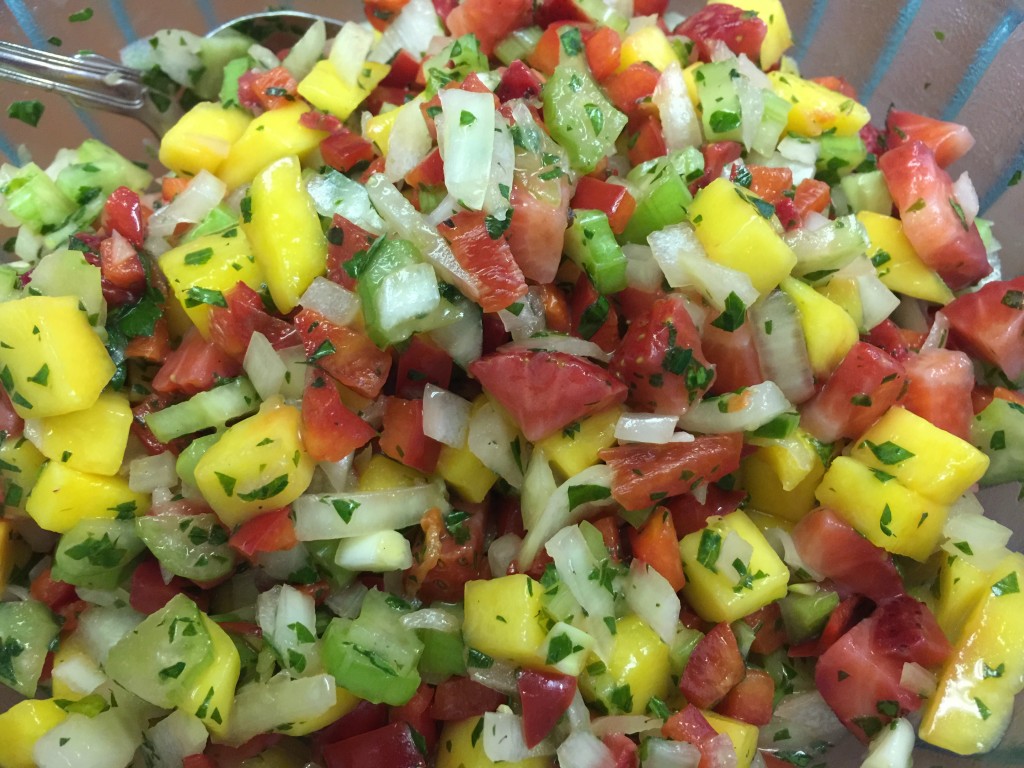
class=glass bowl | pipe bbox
[1,1,1022,765]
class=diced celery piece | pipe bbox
[668,626,704,675]
[422,34,489,97]
[816,134,868,185]
[565,209,627,294]
[620,148,702,244]
[51,518,146,590]
[417,627,467,683]
[145,377,260,443]
[839,170,893,215]
[2,162,77,234]
[0,600,60,696]
[494,26,542,66]
[754,90,791,156]
[696,61,744,143]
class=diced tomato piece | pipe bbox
[585,25,622,81]
[628,509,686,591]
[325,215,377,291]
[701,318,764,395]
[229,507,298,560]
[536,283,573,335]
[496,60,544,102]
[30,567,78,612]
[404,147,445,190]
[611,295,715,415]
[312,701,389,760]
[129,558,209,614]
[534,0,592,27]
[249,66,298,111]
[518,669,578,748]
[445,0,533,55]
[791,508,904,603]
[591,515,623,561]
[102,186,147,247]
[469,348,628,441]
[602,63,660,123]
[792,178,831,220]
[878,140,990,290]
[601,434,744,512]
[295,308,392,399]
[152,327,242,396]
[900,348,974,440]
[131,396,186,456]
[774,196,800,230]
[162,176,190,202]
[99,232,146,298]
[389,683,437,753]
[870,594,951,668]
[182,755,216,768]
[301,372,377,462]
[207,734,284,767]
[528,21,582,76]
[662,703,720,760]
[407,504,489,602]
[693,141,744,192]
[716,668,775,726]
[572,176,637,235]
[381,49,422,88]
[322,722,426,768]
[674,4,767,63]
[299,110,344,134]
[811,595,872,656]
[125,316,171,363]
[0,388,24,438]
[507,179,570,285]
[943,276,1024,381]
[321,129,377,174]
[886,108,975,168]
[438,209,527,313]
[810,75,858,99]
[364,0,411,30]
[627,115,668,165]
[863,318,914,361]
[743,603,787,655]
[571,273,621,353]
[799,341,907,442]
[207,282,300,362]
[379,397,442,474]
[430,676,507,720]
[603,732,640,768]
[746,166,793,204]
[679,622,745,709]
[394,335,454,399]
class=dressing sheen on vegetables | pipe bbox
[0,1,1021,767]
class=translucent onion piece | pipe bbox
[614,413,679,444]
[623,243,665,291]
[952,171,979,227]
[751,290,816,403]
[75,605,143,665]
[590,714,661,737]
[440,89,496,211]
[483,710,555,762]
[128,451,178,493]
[422,383,472,447]
[678,381,794,434]
[546,525,616,621]
[401,607,461,633]
[257,584,321,677]
[468,398,526,489]
[51,654,106,696]
[778,136,820,167]
[222,674,339,746]
[368,0,443,62]
[34,709,142,768]
[487,533,522,579]
[653,61,702,151]
[920,310,950,352]
[142,710,209,768]
[900,661,938,698]
[243,331,288,400]
[307,170,386,234]
[281,20,326,80]
[299,277,361,327]
[147,170,225,239]
[470,659,520,695]
[386,94,433,183]
[501,333,611,362]
[941,502,1013,570]
[625,560,680,645]
[757,691,847,751]
[330,21,374,85]
[499,288,546,340]
[643,738,702,768]
[293,481,451,540]
[861,717,916,768]
[557,731,616,768]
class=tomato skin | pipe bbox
[389,683,437,753]
[715,668,775,726]
[312,700,389,759]
[693,141,743,192]
[799,341,907,443]
[301,372,377,463]
[394,335,454,399]
[742,603,786,655]
[791,508,904,603]
[611,295,715,415]
[429,676,507,720]
[469,348,628,441]
[862,318,914,361]
[870,594,950,668]
[208,282,301,362]
[518,669,578,748]
[674,4,767,62]
[404,148,445,190]
[379,397,442,474]
[571,176,637,236]
[601,433,743,512]
[322,722,427,768]
[406,504,489,603]
[792,177,831,222]
[900,348,974,440]
[496,60,544,102]
[438,210,528,313]
[885,109,975,168]
[320,129,377,174]
[152,327,243,396]
[943,276,1024,381]
[445,0,533,55]
[102,187,147,248]
[0,388,23,438]
[701,318,764,395]
[662,703,722,767]
[628,509,686,591]
[30,567,78,612]
[325,215,376,291]
[679,622,745,709]
[228,507,298,560]
[295,308,392,399]
[878,139,990,290]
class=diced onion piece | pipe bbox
[147,170,225,239]
[470,659,520,695]
[920,310,950,352]
[522,448,557,530]
[861,717,916,768]
[483,112,516,217]
[368,0,443,62]
[299,277,361,327]
[128,451,178,493]
[223,674,339,746]
[736,73,766,152]
[717,530,755,585]
[834,256,901,333]
[243,331,288,400]
[401,607,461,633]
[325,581,368,619]
[335,530,413,572]
[941,501,1013,570]
[440,89,496,211]
[76,605,142,665]
[307,170,386,235]
[557,731,616,768]
[899,662,938,698]
[386,95,433,183]
[281,19,326,80]
[258,584,321,677]
[247,43,280,71]
[34,709,142,768]
[614,412,679,444]
[644,738,702,768]
[429,300,483,366]
[51,654,106,696]
[488,532,522,579]
[499,288,546,340]
[293,481,451,540]
[590,714,661,737]
[778,136,820,167]
[734,53,772,91]
[320,454,356,492]
[144,710,209,768]
[751,290,815,403]
[422,384,472,447]
[483,710,556,762]
[625,560,680,645]
[679,381,794,434]
[546,525,616,621]
[952,171,979,227]
[502,333,611,362]
[468,398,526,489]
[763,526,824,580]
[623,243,665,291]
[653,61,702,151]
[330,21,375,85]
[757,691,847,751]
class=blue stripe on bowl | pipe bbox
[793,0,829,63]
[942,6,1024,121]
[859,0,924,103]
[107,0,139,41]
[0,127,19,163]
[194,0,220,30]
[979,140,1024,214]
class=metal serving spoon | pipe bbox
[0,10,341,136]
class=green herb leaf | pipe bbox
[7,100,44,127]
[567,483,611,512]
[863,440,914,465]
[697,529,722,573]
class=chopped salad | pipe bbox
[1,1,1023,767]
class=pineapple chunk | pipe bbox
[0,295,114,418]
[689,178,797,294]
[297,60,389,121]
[159,229,265,338]
[23,391,132,476]
[710,0,792,68]
[780,276,859,378]
[217,103,328,190]
[535,406,622,479]
[579,615,671,715]
[617,25,679,73]
[437,717,554,768]
[159,102,252,177]
[768,71,871,137]
[856,211,954,305]
[703,711,759,768]
[463,574,547,667]
[919,552,1024,755]
[0,699,68,768]
[243,155,327,314]
[26,461,148,534]
[193,396,315,528]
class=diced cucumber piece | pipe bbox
[778,587,839,644]
[1,162,77,234]
[839,170,893,215]
[696,61,744,144]
[0,599,60,696]
[971,398,1024,486]
[145,377,260,443]
[417,626,466,683]
[565,209,627,294]
[494,26,542,67]
[176,434,221,488]
[754,90,791,157]
[785,214,869,282]
[137,513,236,582]
[52,518,146,590]
[422,34,489,96]
[816,134,868,185]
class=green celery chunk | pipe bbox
[971,397,1024,485]
[620,148,703,244]
[778,588,839,644]
[816,133,868,185]
[417,627,467,683]
[565,209,627,294]
[145,377,260,443]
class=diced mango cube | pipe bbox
[848,407,990,506]
[0,699,68,768]
[703,711,759,768]
[217,103,328,190]
[363,106,402,155]
[297,60,389,121]
[815,456,947,561]
[359,454,427,491]
[579,614,671,715]
[159,102,252,177]
[159,229,265,337]
[710,0,792,68]
[857,211,954,305]
[680,510,790,623]
[768,71,870,137]
[689,178,797,294]
[920,552,1024,755]
[742,444,824,523]
[0,435,46,515]
[935,554,991,643]
[24,391,132,476]
[194,396,315,528]
[463,575,547,667]
[816,275,864,330]
[437,717,554,768]
[0,296,114,418]
[26,461,148,533]
[617,25,679,73]
[682,62,701,107]
[780,276,859,378]
[435,443,498,503]
[243,155,327,313]
[535,406,622,478]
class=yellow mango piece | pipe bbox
[182,614,241,738]
[680,510,790,623]
[535,406,621,479]
[437,717,554,768]
[815,456,946,561]
[768,71,870,137]
[159,102,252,177]
[194,396,315,528]
[742,445,824,523]
[463,575,547,667]
[682,62,702,106]
[710,0,792,68]
[243,155,327,313]
[363,106,402,155]
[24,391,132,476]
[50,634,99,701]
[0,295,114,418]
[920,552,1024,755]
[26,461,148,533]
[689,178,797,294]
[848,407,990,506]
[0,520,13,595]
[617,25,679,72]
[780,276,859,378]
[856,211,955,305]
[816,275,864,331]
[0,435,46,515]
[579,615,671,715]
[436,443,498,504]
[359,454,427,491]
[217,103,328,190]
[703,711,759,768]
[297,60,389,121]
[159,229,265,337]
[286,685,361,737]
[0,699,68,768]
[936,554,992,643]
